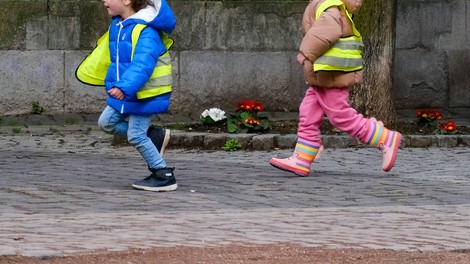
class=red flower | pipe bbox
[244,117,261,126]
[237,100,265,112]
[437,120,458,132]
[416,109,442,120]
[443,121,457,131]
[430,110,443,120]
[253,102,264,111]
[237,100,253,111]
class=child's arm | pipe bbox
[114,27,167,99]
[299,6,343,63]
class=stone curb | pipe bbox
[171,131,470,150]
[1,113,469,150]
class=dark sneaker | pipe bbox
[132,168,177,192]
[147,125,170,157]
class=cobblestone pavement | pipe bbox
[1,129,470,257]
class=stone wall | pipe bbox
[0,0,469,118]
[0,0,110,115]
[394,0,470,117]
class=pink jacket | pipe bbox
[300,0,363,88]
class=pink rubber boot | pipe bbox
[270,139,322,177]
[363,119,402,172]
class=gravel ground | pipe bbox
[2,244,470,264]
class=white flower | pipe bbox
[201,109,210,118]
[201,108,226,122]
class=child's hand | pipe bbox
[108,87,124,100]
[296,53,307,65]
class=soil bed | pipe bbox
[172,119,469,136]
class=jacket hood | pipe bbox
[124,0,176,34]
[341,0,362,14]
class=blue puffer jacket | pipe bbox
[106,0,175,115]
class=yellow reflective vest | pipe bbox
[76,24,173,100]
[313,0,364,72]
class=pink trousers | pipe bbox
[297,86,369,145]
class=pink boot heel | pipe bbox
[270,154,310,177]
[381,132,402,171]
[270,141,322,177]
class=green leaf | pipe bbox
[262,121,270,130]
[227,122,238,133]
[240,111,250,120]
[222,138,242,151]
[201,116,215,124]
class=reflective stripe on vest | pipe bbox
[313,0,363,72]
[131,24,173,99]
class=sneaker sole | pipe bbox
[269,159,309,177]
[383,133,402,172]
[160,129,171,157]
[131,183,178,192]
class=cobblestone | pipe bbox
[0,126,470,257]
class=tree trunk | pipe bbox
[351,0,398,127]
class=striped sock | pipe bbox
[363,120,400,148]
[294,139,321,174]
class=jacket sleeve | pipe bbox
[299,6,343,63]
[114,27,166,99]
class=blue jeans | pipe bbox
[98,106,166,169]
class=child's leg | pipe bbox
[98,106,170,157]
[316,87,402,171]
[270,87,323,176]
[98,107,176,191]
[128,114,177,192]
[315,87,370,138]
[97,106,129,137]
[127,114,166,170]
[297,88,326,146]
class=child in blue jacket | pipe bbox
[76,0,177,192]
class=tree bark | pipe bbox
[351,0,398,127]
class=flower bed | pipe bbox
[172,119,469,135]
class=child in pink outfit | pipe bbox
[270,0,402,176]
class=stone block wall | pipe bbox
[0,0,306,117]
[0,0,469,118]
[394,0,470,117]
[0,0,109,115]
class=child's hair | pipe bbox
[131,0,148,12]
